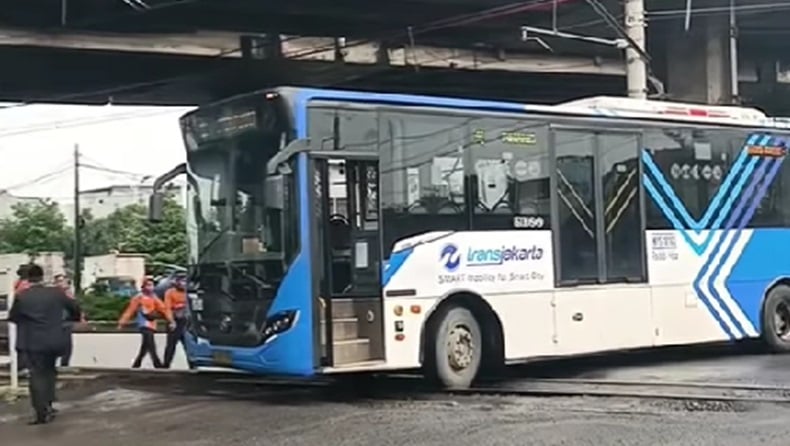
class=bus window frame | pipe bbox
[549,124,648,287]
[304,98,790,286]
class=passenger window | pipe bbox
[643,128,739,230]
[467,118,550,231]
[307,107,378,152]
[553,129,645,285]
[599,132,643,282]
[379,112,469,256]
[554,131,598,283]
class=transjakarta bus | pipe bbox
[148,87,790,388]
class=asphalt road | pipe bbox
[3,344,790,446]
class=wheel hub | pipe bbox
[774,301,790,340]
[447,325,475,371]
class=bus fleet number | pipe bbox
[513,215,545,229]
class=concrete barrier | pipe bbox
[69,332,190,370]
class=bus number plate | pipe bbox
[212,350,233,366]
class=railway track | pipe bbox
[4,367,790,405]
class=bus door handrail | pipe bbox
[267,138,379,175]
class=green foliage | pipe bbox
[0,194,186,269]
[78,290,129,322]
[0,200,70,255]
[81,194,187,266]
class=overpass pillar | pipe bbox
[665,15,737,104]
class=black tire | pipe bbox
[424,305,483,389]
[762,285,790,353]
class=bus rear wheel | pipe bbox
[425,305,482,389]
[762,285,790,353]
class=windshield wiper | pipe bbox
[227,262,274,290]
[197,227,230,263]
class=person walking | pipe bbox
[8,264,81,425]
[117,277,175,369]
[163,275,190,369]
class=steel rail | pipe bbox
[4,367,790,404]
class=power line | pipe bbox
[562,1,790,31]
[65,0,202,30]
[648,1,790,17]
[80,163,153,179]
[1,0,781,115]
[1,164,73,191]
[0,0,555,112]
[0,107,188,141]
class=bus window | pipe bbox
[599,132,644,282]
[467,118,550,230]
[554,130,598,283]
[379,112,469,256]
[644,128,737,231]
[307,107,378,152]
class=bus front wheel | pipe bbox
[762,284,790,353]
[425,305,483,389]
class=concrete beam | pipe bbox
[281,36,625,75]
[0,28,241,56]
[0,28,625,76]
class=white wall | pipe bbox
[70,333,189,370]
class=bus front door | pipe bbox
[311,154,385,368]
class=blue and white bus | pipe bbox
[149,87,790,388]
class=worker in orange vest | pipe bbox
[163,274,189,369]
[117,277,175,369]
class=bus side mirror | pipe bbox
[265,175,284,210]
[149,192,165,222]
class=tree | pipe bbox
[0,200,70,255]
[80,195,187,266]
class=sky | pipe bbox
[0,102,195,203]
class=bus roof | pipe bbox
[285,86,790,130]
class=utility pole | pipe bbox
[73,144,82,295]
[624,0,647,99]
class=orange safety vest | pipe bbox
[118,294,172,330]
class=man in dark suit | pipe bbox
[9,264,81,425]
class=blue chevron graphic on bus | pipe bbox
[642,133,786,255]
[643,132,787,340]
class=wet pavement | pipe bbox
[3,344,790,446]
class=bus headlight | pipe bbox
[261,310,298,344]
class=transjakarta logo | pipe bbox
[440,243,543,271]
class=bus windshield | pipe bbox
[180,94,293,272]
[187,132,288,265]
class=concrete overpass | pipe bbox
[0,0,789,112]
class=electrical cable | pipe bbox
[1,164,73,191]
[64,0,202,29]
[80,163,153,179]
[3,0,784,115]
[0,107,188,140]
[0,0,557,111]
[559,1,790,32]
[648,1,790,17]
[9,0,767,140]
